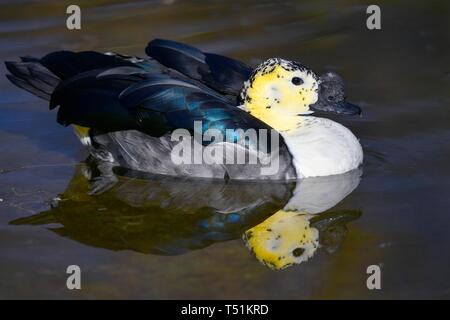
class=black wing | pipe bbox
[146,39,251,97]
[50,66,274,149]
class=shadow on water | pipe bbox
[10,162,362,270]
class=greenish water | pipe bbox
[0,0,450,299]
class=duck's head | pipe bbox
[239,58,361,132]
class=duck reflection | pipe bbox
[10,162,362,269]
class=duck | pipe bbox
[5,38,363,189]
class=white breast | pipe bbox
[281,117,363,178]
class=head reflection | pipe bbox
[243,170,362,269]
[10,163,362,269]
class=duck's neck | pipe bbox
[278,115,314,134]
[238,101,363,178]
[241,101,310,133]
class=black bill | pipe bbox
[311,72,362,116]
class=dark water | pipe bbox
[1,0,450,299]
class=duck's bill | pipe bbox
[311,71,362,116]
[310,100,362,116]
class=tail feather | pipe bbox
[5,60,60,101]
[5,73,50,100]
[5,51,136,102]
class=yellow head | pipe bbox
[239,58,320,132]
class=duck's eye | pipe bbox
[293,247,305,257]
[291,77,303,85]
[327,95,335,101]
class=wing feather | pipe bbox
[146,39,251,97]
[50,66,279,153]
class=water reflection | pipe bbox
[10,162,362,269]
[243,170,362,269]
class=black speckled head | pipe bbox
[237,58,322,131]
[238,58,320,106]
[311,72,362,116]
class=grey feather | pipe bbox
[91,129,296,180]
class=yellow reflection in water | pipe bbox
[244,210,319,270]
